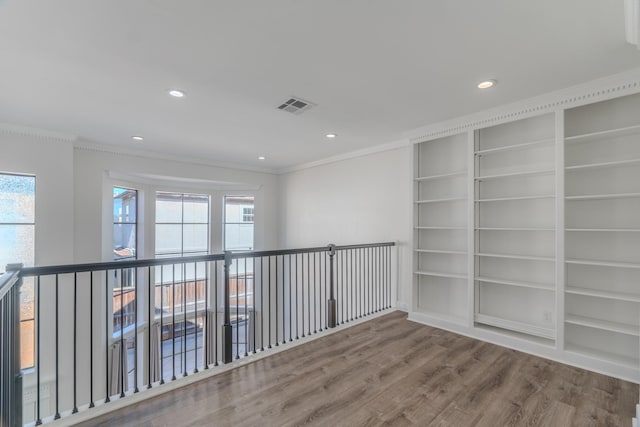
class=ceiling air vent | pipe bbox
[277,97,316,115]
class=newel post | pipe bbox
[222,252,233,364]
[327,244,337,328]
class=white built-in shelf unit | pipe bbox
[411,87,640,383]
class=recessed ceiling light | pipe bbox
[477,80,497,89]
[326,133,337,139]
[131,136,144,141]
[258,156,266,160]
[168,89,185,98]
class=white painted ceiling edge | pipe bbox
[5,65,640,177]
[405,65,640,142]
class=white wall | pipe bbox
[278,145,412,308]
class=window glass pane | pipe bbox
[156,193,182,223]
[183,224,208,253]
[0,224,34,273]
[224,196,254,223]
[225,223,254,251]
[20,319,34,369]
[113,188,137,223]
[113,224,137,260]
[0,174,35,224]
[155,224,183,255]
[183,195,209,223]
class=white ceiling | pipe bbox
[0,0,639,171]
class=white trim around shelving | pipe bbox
[565,286,640,303]
[476,252,555,262]
[566,228,640,232]
[415,196,466,204]
[474,168,555,181]
[566,259,640,269]
[565,123,640,143]
[414,171,466,181]
[476,194,555,202]
[565,157,640,171]
[565,314,639,337]
[475,227,555,231]
[474,313,556,340]
[414,226,466,230]
[414,249,466,255]
[566,192,640,201]
[475,276,555,291]
[415,270,467,280]
[474,137,554,156]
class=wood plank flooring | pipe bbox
[76,311,638,426]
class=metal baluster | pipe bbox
[194,262,198,373]
[282,255,286,344]
[120,269,125,397]
[172,264,176,381]
[89,272,95,407]
[73,272,78,412]
[183,263,187,375]
[35,275,42,424]
[205,262,209,369]
[295,254,299,340]
[313,253,317,334]
[244,257,248,356]
[214,261,218,366]
[236,258,239,359]
[301,254,305,338]
[134,267,139,391]
[268,256,272,348]
[307,253,310,336]
[160,267,165,383]
[105,271,110,403]
[260,257,265,352]
[252,257,256,354]
[288,254,292,342]
[275,256,279,347]
[54,274,60,419]
[147,267,152,388]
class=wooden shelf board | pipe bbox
[474,313,556,340]
[475,138,554,156]
[565,344,639,369]
[415,171,466,181]
[565,286,640,303]
[566,192,640,201]
[475,169,555,181]
[415,196,466,204]
[414,270,467,280]
[566,259,640,269]
[476,252,555,262]
[415,249,466,255]
[565,314,639,337]
[566,157,640,171]
[476,276,555,291]
[565,124,640,143]
[476,194,555,203]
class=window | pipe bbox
[155,192,209,376]
[224,196,255,251]
[113,187,138,334]
[0,173,35,370]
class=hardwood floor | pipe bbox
[76,311,638,426]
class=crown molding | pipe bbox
[406,67,640,143]
[278,138,410,174]
[0,122,77,142]
[74,140,277,176]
